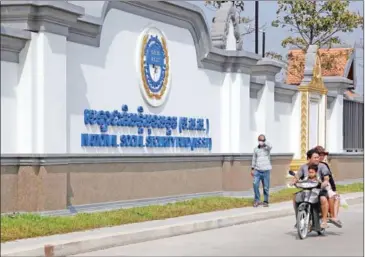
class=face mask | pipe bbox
[258,141,265,146]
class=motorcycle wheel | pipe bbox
[297,210,309,239]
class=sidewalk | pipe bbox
[1,192,363,257]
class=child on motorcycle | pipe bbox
[307,165,337,199]
[306,164,338,228]
[306,164,320,181]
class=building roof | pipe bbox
[286,48,354,85]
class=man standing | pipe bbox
[251,134,272,207]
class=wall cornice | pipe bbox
[1,1,84,36]
[0,26,31,63]
[323,76,354,95]
[251,58,285,81]
[0,1,261,72]
[250,79,298,101]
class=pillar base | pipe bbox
[289,159,307,172]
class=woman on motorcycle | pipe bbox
[314,146,342,228]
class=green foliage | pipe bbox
[272,0,363,50]
[265,51,285,61]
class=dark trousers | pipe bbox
[253,170,270,203]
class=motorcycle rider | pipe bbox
[292,148,332,229]
[314,145,342,228]
[306,164,321,182]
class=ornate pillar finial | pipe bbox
[210,2,243,51]
[290,45,329,171]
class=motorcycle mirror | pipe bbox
[288,170,296,176]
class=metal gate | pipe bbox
[343,99,364,152]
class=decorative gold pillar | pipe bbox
[290,49,328,171]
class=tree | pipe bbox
[267,0,363,82]
[265,51,285,62]
[205,1,266,36]
[272,0,363,50]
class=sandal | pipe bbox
[330,219,343,228]
[321,222,329,229]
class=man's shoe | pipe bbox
[263,202,269,207]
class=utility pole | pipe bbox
[255,1,259,54]
[262,31,266,58]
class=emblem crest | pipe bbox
[137,27,171,107]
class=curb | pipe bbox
[2,195,363,257]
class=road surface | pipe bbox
[73,204,363,256]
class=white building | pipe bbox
[0,1,362,213]
[1,0,354,156]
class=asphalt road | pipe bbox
[73,204,364,256]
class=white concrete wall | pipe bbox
[250,97,259,148]
[0,2,325,156]
[226,21,236,51]
[326,105,331,151]
[272,101,292,153]
[1,61,18,154]
[326,95,344,152]
[66,9,224,154]
[290,93,301,159]
[250,96,292,153]
[6,32,68,155]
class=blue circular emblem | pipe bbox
[143,36,167,93]
[138,27,171,107]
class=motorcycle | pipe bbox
[288,170,325,239]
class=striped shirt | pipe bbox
[251,142,272,171]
